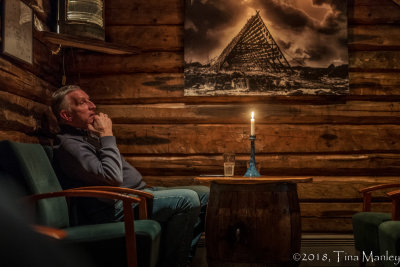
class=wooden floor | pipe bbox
[191,234,363,267]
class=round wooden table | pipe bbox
[194,176,312,267]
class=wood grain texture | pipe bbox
[0,57,55,104]
[113,124,400,154]
[1,0,394,234]
[125,153,400,177]
[349,0,400,24]
[97,101,400,124]
[65,51,183,74]
[348,25,400,51]
[349,51,400,71]
[106,25,182,51]
[75,72,400,104]
[69,50,400,74]
[105,0,183,25]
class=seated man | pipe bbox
[51,85,209,267]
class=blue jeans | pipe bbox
[145,185,209,267]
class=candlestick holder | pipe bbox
[244,135,261,177]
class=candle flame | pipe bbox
[251,112,254,119]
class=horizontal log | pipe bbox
[65,51,182,74]
[350,72,400,95]
[113,124,400,154]
[349,0,400,24]
[348,25,400,50]
[105,0,183,25]
[0,91,43,133]
[97,101,400,125]
[77,72,400,104]
[0,91,58,136]
[80,73,183,100]
[0,57,55,104]
[106,25,182,51]
[125,153,400,177]
[0,130,39,144]
[349,51,400,71]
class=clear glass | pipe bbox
[223,153,235,177]
[67,0,104,28]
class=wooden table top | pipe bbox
[194,176,313,184]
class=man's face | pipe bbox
[62,89,96,129]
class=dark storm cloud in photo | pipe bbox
[185,0,348,68]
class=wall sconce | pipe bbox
[57,0,105,40]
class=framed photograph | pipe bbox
[2,0,33,64]
[184,0,349,96]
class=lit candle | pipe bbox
[251,112,255,136]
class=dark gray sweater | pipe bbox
[53,125,146,224]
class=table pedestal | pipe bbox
[195,177,312,266]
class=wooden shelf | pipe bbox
[37,31,140,55]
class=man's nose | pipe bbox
[89,101,96,109]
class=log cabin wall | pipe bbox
[55,0,400,233]
[0,0,61,144]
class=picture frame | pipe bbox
[2,0,33,64]
[184,0,349,96]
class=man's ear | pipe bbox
[59,110,72,122]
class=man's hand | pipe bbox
[88,113,113,137]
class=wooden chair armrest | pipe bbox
[359,184,400,193]
[33,225,67,240]
[386,190,400,220]
[25,189,142,204]
[25,189,138,267]
[71,186,153,219]
[359,184,400,212]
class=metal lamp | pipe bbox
[57,0,105,40]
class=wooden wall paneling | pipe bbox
[63,0,400,234]
[350,72,400,95]
[0,91,49,134]
[65,51,183,74]
[349,51,400,71]
[106,25,182,51]
[0,130,40,143]
[349,0,400,24]
[125,153,400,177]
[32,37,62,85]
[69,50,400,75]
[348,25,400,51]
[0,0,60,144]
[105,0,183,25]
[80,73,183,101]
[113,124,400,154]
[0,58,54,104]
[77,72,400,103]
[96,101,400,124]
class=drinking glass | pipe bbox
[223,153,235,177]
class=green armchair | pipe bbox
[378,190,400,267]
[352,184,400,267]
[0,140,161,267]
